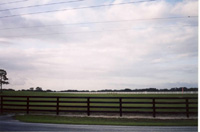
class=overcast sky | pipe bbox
[0,0,198,91]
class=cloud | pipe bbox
[171,0,198,16]
[0,0,198,90]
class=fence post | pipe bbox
[0,96,3,114]
[186,98,189,118]
[27,97,29,114]
[152,98,156,118]
[87,97,90,116]
[56,97,59,115]
[119,97,122,117]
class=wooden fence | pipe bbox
[0,96,198,118]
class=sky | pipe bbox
[0,0,198,91]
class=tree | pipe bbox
[35,87,43,92]
[0,69,9,93]
[29,87,34,91]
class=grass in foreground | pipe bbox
[15,115,197,126]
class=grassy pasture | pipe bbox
[0,91,198,115]
[1,91,198,97]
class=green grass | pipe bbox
[1,91,198,126]
[1,91,198,115]
[14,115,197,126]
[1,91,198,97]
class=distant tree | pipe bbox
[35,87,43,92]
[0,69,9,93]
[46,89,52,92]
[29,87,34,91]
[2,88,14,91]
[123,88,132,92]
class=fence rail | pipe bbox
[0,96,198,118]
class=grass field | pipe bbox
[0,91,198,126]
[0,91,198,114]
[1,91,198,97]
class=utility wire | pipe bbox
[2,24,197,38]
[0,0,157,19]
[0,0,29,5]
[0,0,86,12]
[0,16,197,31]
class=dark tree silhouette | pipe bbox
[0,69,9,93]
[35,87,43,92]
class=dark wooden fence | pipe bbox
[0,96,197,118]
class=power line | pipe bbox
[2,24,197,38]
[0,16,197,31]
[0,0,157,19]
[0,0,29,5]
[0,0,86,12]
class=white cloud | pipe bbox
[171,0,198,16]
[0,0,198,90]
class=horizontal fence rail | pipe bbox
[0,96,198,118]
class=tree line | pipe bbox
[94,87,198,92]
[3,87,197,92]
